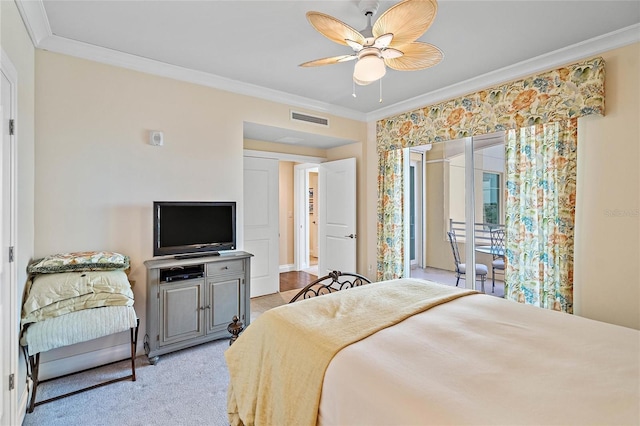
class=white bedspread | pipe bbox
[21,306,138,355]
[319,293,639,425]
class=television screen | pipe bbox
[154,201,236,257]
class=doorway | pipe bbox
[294,163,320,276]
[407,133,506,295]
[243,152,324,296]
[306,168,319,276]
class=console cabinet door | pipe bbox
[207,277,242,334]
[159,280,205,346]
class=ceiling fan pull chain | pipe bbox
[379,79,383,103]
[352,80,357,98]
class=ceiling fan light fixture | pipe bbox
[353,52,386,85]
[302,0,442,94]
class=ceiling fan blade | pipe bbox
[380,48,403,60]
[306,12,366,47]
[384,42,443,71]
[346,39,364,52]
[373,0,438,47]
[374,33,394,49]
[300,55,357,67]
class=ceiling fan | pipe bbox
[300,0,443,86]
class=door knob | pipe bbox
[345,234,356,239]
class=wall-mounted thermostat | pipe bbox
[150,131,164,146]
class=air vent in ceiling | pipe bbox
[290,111,330,127]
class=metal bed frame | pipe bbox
[227,271,372,345]
[288,270,371,303]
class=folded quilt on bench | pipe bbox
[21,270,134,326]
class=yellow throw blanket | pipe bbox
[225,278,476,426]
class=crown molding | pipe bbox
[15,0,639,125]
[366,23,640,122]
[14,0,51,46]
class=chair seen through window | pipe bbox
[489,228,506,292]
[446,231,489,293]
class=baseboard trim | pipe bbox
[37,343,132,381]
[279,264,295,273]
[17,384,29,425]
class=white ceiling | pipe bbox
[17,0,640,148]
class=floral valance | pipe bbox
[377,56,605,151]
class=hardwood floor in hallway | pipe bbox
[250,271,319,321]
[279,270,318,292]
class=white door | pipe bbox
[0,92,5,426]
[1,57,17,426]
[243,156,279,297]
[318,158,356,275]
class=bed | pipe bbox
[225,278,639,425]
[20,251,139,413]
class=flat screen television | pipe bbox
[153,201,236,257]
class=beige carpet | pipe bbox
[21,290,298,426]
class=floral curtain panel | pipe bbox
[376,149,405,281]
[376,57,604,285]
[504,118,577,312]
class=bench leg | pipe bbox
[27,353,40,413]
[130,319,140,381]
[26,320,140,413]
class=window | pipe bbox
[483,173,500,225]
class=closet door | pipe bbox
[318,158,357,275]
[243,156,279,297]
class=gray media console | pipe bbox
[143,251,252,364]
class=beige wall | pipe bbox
[34,50,367,364]
[2,0,36,402]
[278,161,294,266]
[574,43,640,330]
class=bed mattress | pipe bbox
[318,293,640,425]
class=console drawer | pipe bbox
[206,259,244,276]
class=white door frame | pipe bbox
[409,153,424,269]
[1,48,19,426]
[293,163,319,271]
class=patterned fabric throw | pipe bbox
[28,251,130,274]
